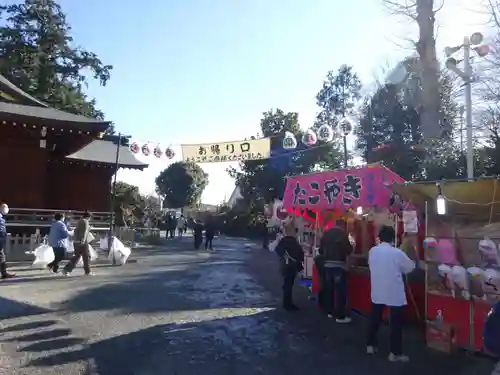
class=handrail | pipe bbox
[7,207,111,214]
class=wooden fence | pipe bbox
[5,227,161,262]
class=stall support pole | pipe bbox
[424,201,428,324]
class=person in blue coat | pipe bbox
[0,202,14,279]
[47,212,71,273]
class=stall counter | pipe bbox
[312,265,424,323]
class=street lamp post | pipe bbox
[445,32,489,180]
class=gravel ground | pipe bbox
[0,236,496,375]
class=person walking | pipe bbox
[366,225,415,362]
[177,215,186,238]
[0,203,14,279]
[47,213,71,273]
[484,301,500,375]
[274,221,304,311]
[318,226,353,323]
[204,219,215,250]
[193,220,203,249]
[62,211,93,276]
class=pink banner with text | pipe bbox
[282,165,405,211]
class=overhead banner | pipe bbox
[181,138,271,163]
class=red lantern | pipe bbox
[130,142,140,154]
[142,144,151,156]
[153,146,163,158]
[165,147,175,159]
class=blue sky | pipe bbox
[51,0,487,204]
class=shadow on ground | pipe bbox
[0,296,53,320]
[20,308,494,375]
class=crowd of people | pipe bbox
[163,212,217,251]
[272,219,499,368]
[0,203,95,278]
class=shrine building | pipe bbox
[0,73,147,231]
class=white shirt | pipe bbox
[368,242,415,307]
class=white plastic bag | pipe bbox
[32,244,55,268]
[76,245,98,266]
[107,237,131,265]
[269,235,282,252]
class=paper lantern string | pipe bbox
[153,145,163,158]
[301,129,317,147]
[130,142,140,154]
[141,144,151,156]
[165,147,175,159]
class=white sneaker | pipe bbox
[366,346,377,355]
[335,317,352,324]
[327,313,334,319]
[61,270,71,276]
[388,353,409,362]
[85,272,95,276]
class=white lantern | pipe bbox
[282,131,297,150]
[339,117,353,136]
[317,124,334,142]
[301,129,317,146]
[165,147,175,159]
[153,146,163,158]
[130,142,140,154]
[141,144,151,156]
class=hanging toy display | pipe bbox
[282,131,297,150]
[153,145,163,158]
[301,129,317,147]
[165,147,175,159]
[317,124,334,142]
[141,143,151,156]
[130,142,140,154]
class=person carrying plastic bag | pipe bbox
[62,211,94,276]
[47,213,71,273]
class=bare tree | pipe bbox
[383,0,445,139]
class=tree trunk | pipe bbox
[416,0,442,139]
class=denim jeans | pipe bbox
[323,267,347,319]
[367,303,405,355]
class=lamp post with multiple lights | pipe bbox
[445,32,490,180]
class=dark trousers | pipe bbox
[64,243,90,274]
[323,267,348,319]
[205,236,213,249]
[282,267,298,306]
[367,303,404,355]
[168,229,175,239]
[0,246,5,264]
[194,235,202,249]
[47,246,66,272]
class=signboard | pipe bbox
[282,165,404,211]
[181,138,271,163]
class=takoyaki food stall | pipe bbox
[281,164,425,321]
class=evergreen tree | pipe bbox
[0,0,114,132]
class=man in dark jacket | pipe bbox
[0,203,14,279]
[204,220,216,250]
[319,226,353,323]
[193,220,203,249]
[275,224,304,311]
